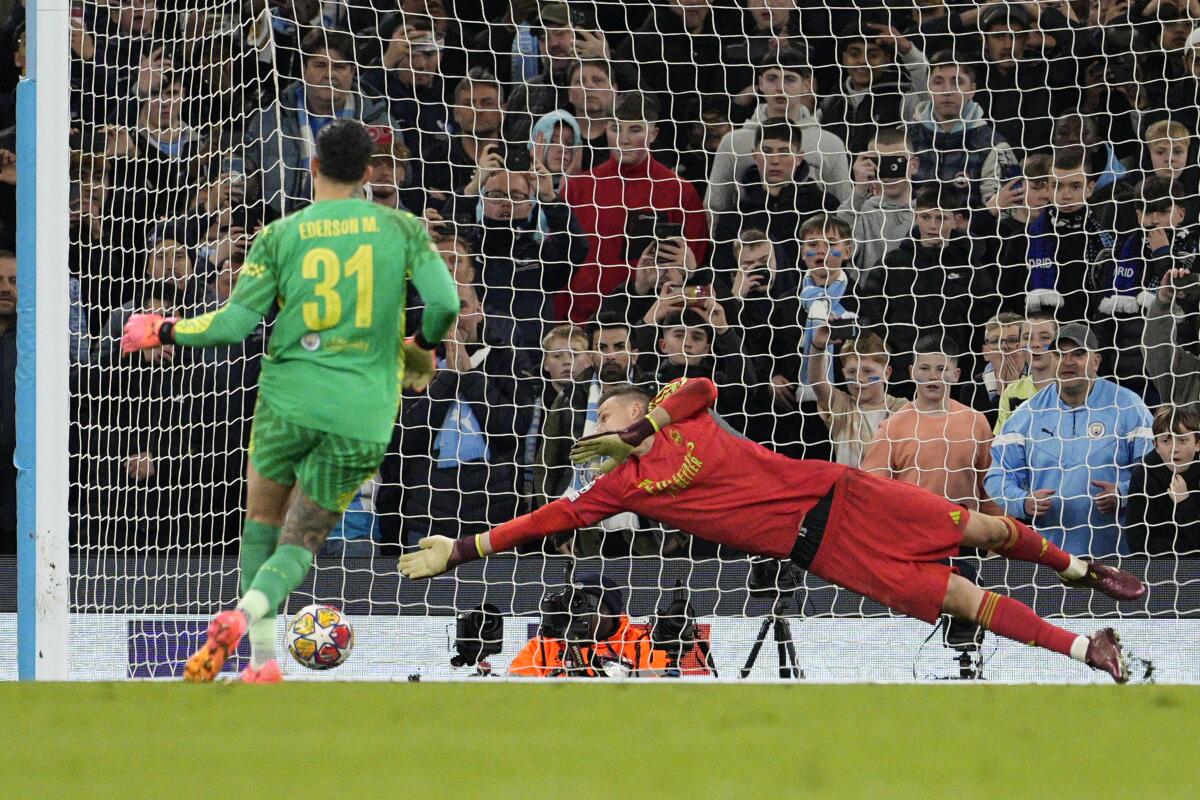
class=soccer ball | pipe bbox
[286,604,354,670]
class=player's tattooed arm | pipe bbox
[279,493,341,554]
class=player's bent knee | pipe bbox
[941,574,984,620]
[962,514,1007,552]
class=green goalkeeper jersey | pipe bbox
[173,198,458,444]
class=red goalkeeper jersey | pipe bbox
[490,379,848,558]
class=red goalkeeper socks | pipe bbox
[994,517,1072,573]
[974,591,1080,657]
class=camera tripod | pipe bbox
[739,592,804,679]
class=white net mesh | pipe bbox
[42,0,1200,681]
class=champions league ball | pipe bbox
[286,604,354,670]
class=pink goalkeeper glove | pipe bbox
[121,313,177,354]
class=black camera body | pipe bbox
[747,557,805,599]
[450,603,504,668]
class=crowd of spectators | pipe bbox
[0,0,1198,563]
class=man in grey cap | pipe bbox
[987,322,1154,556]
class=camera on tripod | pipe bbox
[741,557,805,679]
[450,603,504,675]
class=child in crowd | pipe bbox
[1125,405,1200,555]
[808,327,906,468]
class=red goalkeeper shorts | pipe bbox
[804,470,970,624]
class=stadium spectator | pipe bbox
[433,66,509,196]
[979,312,1028,406]
[365,127,424,214]
[100,230,219,364]
[509,574,668,677]
[1050,111,1127,196]
[599,234,698,350]
[713,118,839,268]
[986,323,1155,556]
[862,335,998,514]
[397,282,530,543]
[796,214,857,386]
[613,0,742,153]
[243,30,393,213]
[842,125,918,295]
[1100,175,1196,396]
[104,69,207,228]
[591,312,652,389]
[808,329,906,468]
[0,19,21,133]
[84,280,226,549]
[1145,267,1200,406]
[996,313,1059,434]
[371,15,452,171]
[859,183,996,396]
[69,150,118,353]
[530,323,593,508]
[0,249,13,553]
[653,306,757,434]
[503,3,610,142]
[562,93,707,323]
[708,47,852,216]
[906,48,1017,207]
[972,3,1055,153]
[721,228,812,455]
[819,17,929,155]
[1002,146,1117,324]
[447,132,587,349]
[528,108,584,186]
[1125,404,1200,555]
[565,59,617,171]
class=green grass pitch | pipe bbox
[3,682,1197,798]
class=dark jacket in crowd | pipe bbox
[712,161,838,267]
[397,323,531,541]
[449,197,587,349]
[1125,451,1200,556]
[0,325,14,553]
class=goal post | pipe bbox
[16,0,71,681]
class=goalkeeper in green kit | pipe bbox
[121,120,458,683]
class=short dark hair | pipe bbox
[455,66,504,103]
[0,248,15,261]
[614,92,659,123]
[1052,144,1088,173]
[599,382,653,409]
[302,29,356,64]
[913,183,968,215]
[755,45,811,78]
[928,49,975,81]
[315,119,375,183]
[1154,404,1200,436]
[569,57,614,85]
[1138,175,1183,216]
[871,125,907,149]
[756,118,805,150]
[913,333,963,363]
[659,309,713,347]
[799,212,851,241]
[593,310,632,340]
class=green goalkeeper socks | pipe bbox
[239,520,281,595]
[243,544,315,621]
[248,617,277,669]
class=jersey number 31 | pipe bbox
[302,244,374,331]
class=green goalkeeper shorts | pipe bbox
[248,400,388,513]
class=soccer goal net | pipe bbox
[30,0,1200,681]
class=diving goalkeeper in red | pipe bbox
[401,378,1147,682]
